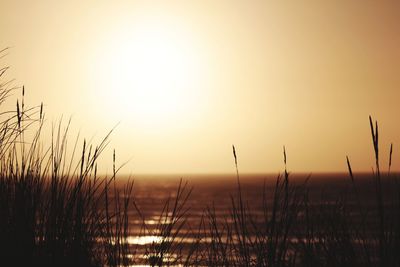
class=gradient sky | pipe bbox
[1,0,400,175]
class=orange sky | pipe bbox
[1,1,400,175]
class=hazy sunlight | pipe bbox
[92,18,204,131]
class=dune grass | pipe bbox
[0,52,132,267]
[1,51,400,266]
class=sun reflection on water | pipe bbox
[126,235,164,245]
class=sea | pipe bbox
[112,172,396,266]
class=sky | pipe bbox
[1,0,400,175]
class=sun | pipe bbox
[91,18,203,131]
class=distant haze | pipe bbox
[1,1,399,174]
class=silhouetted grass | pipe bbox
[0,53,134,267]
[1,50,400,266]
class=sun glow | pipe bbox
[91,18,204,130]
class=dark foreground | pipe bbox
[2,171,400,267]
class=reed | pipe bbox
[0,52,135,267]
[1,50,400,266]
